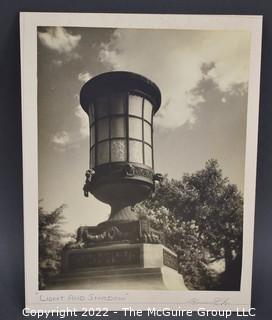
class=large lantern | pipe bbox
[80,71,161,224]
[51,72,187,291]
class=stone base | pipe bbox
[47,266,186,290]
[46,244,187,290]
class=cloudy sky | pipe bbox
[37,26,251,233]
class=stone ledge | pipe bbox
[47,266,187,290]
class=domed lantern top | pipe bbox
[80,71,161,222]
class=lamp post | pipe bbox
[80,71,161,224]
[53,72,187,290]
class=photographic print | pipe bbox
[21,13,262,311]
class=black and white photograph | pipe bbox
[20,13,262,311]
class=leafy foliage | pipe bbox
[135,159,243,290]
[39,203,71,289]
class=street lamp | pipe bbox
[55,72,186,290]
[80,71,161,224]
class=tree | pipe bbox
[39,203,70,289]
[135,159,243,290]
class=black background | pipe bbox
[0,1,271,319]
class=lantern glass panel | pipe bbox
[129,117,142,140]
[88,103,95,124]
[90,125,95,147]
[96,96,108,119]
[97,118,109,142]
[144,122,152,145]
[129,95,143,117]
[111,139,127,162]
[129,141,143,164]
[111,117,126,138]
[90,147,95,168]
[110,94,125,115]
[97,141,109,165]
[144,144,152,167]
[144,99,153,123]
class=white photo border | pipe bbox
[20,12,263,312]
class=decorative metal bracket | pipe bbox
[153,173,163,183]
[83,169,95,197]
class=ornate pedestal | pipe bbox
[46,218,187,290]
[47,243,187,290]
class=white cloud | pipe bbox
[51,106,89,149]
[98,29,251,129]
[38,27,81,54]
[99,42,121,68]
[75,105,89,138]
[52,59,63,66]
[52,131,70,146]
[78,71,92,83]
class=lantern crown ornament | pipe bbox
[80,71,161,224]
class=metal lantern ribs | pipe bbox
[80,71,161,223]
